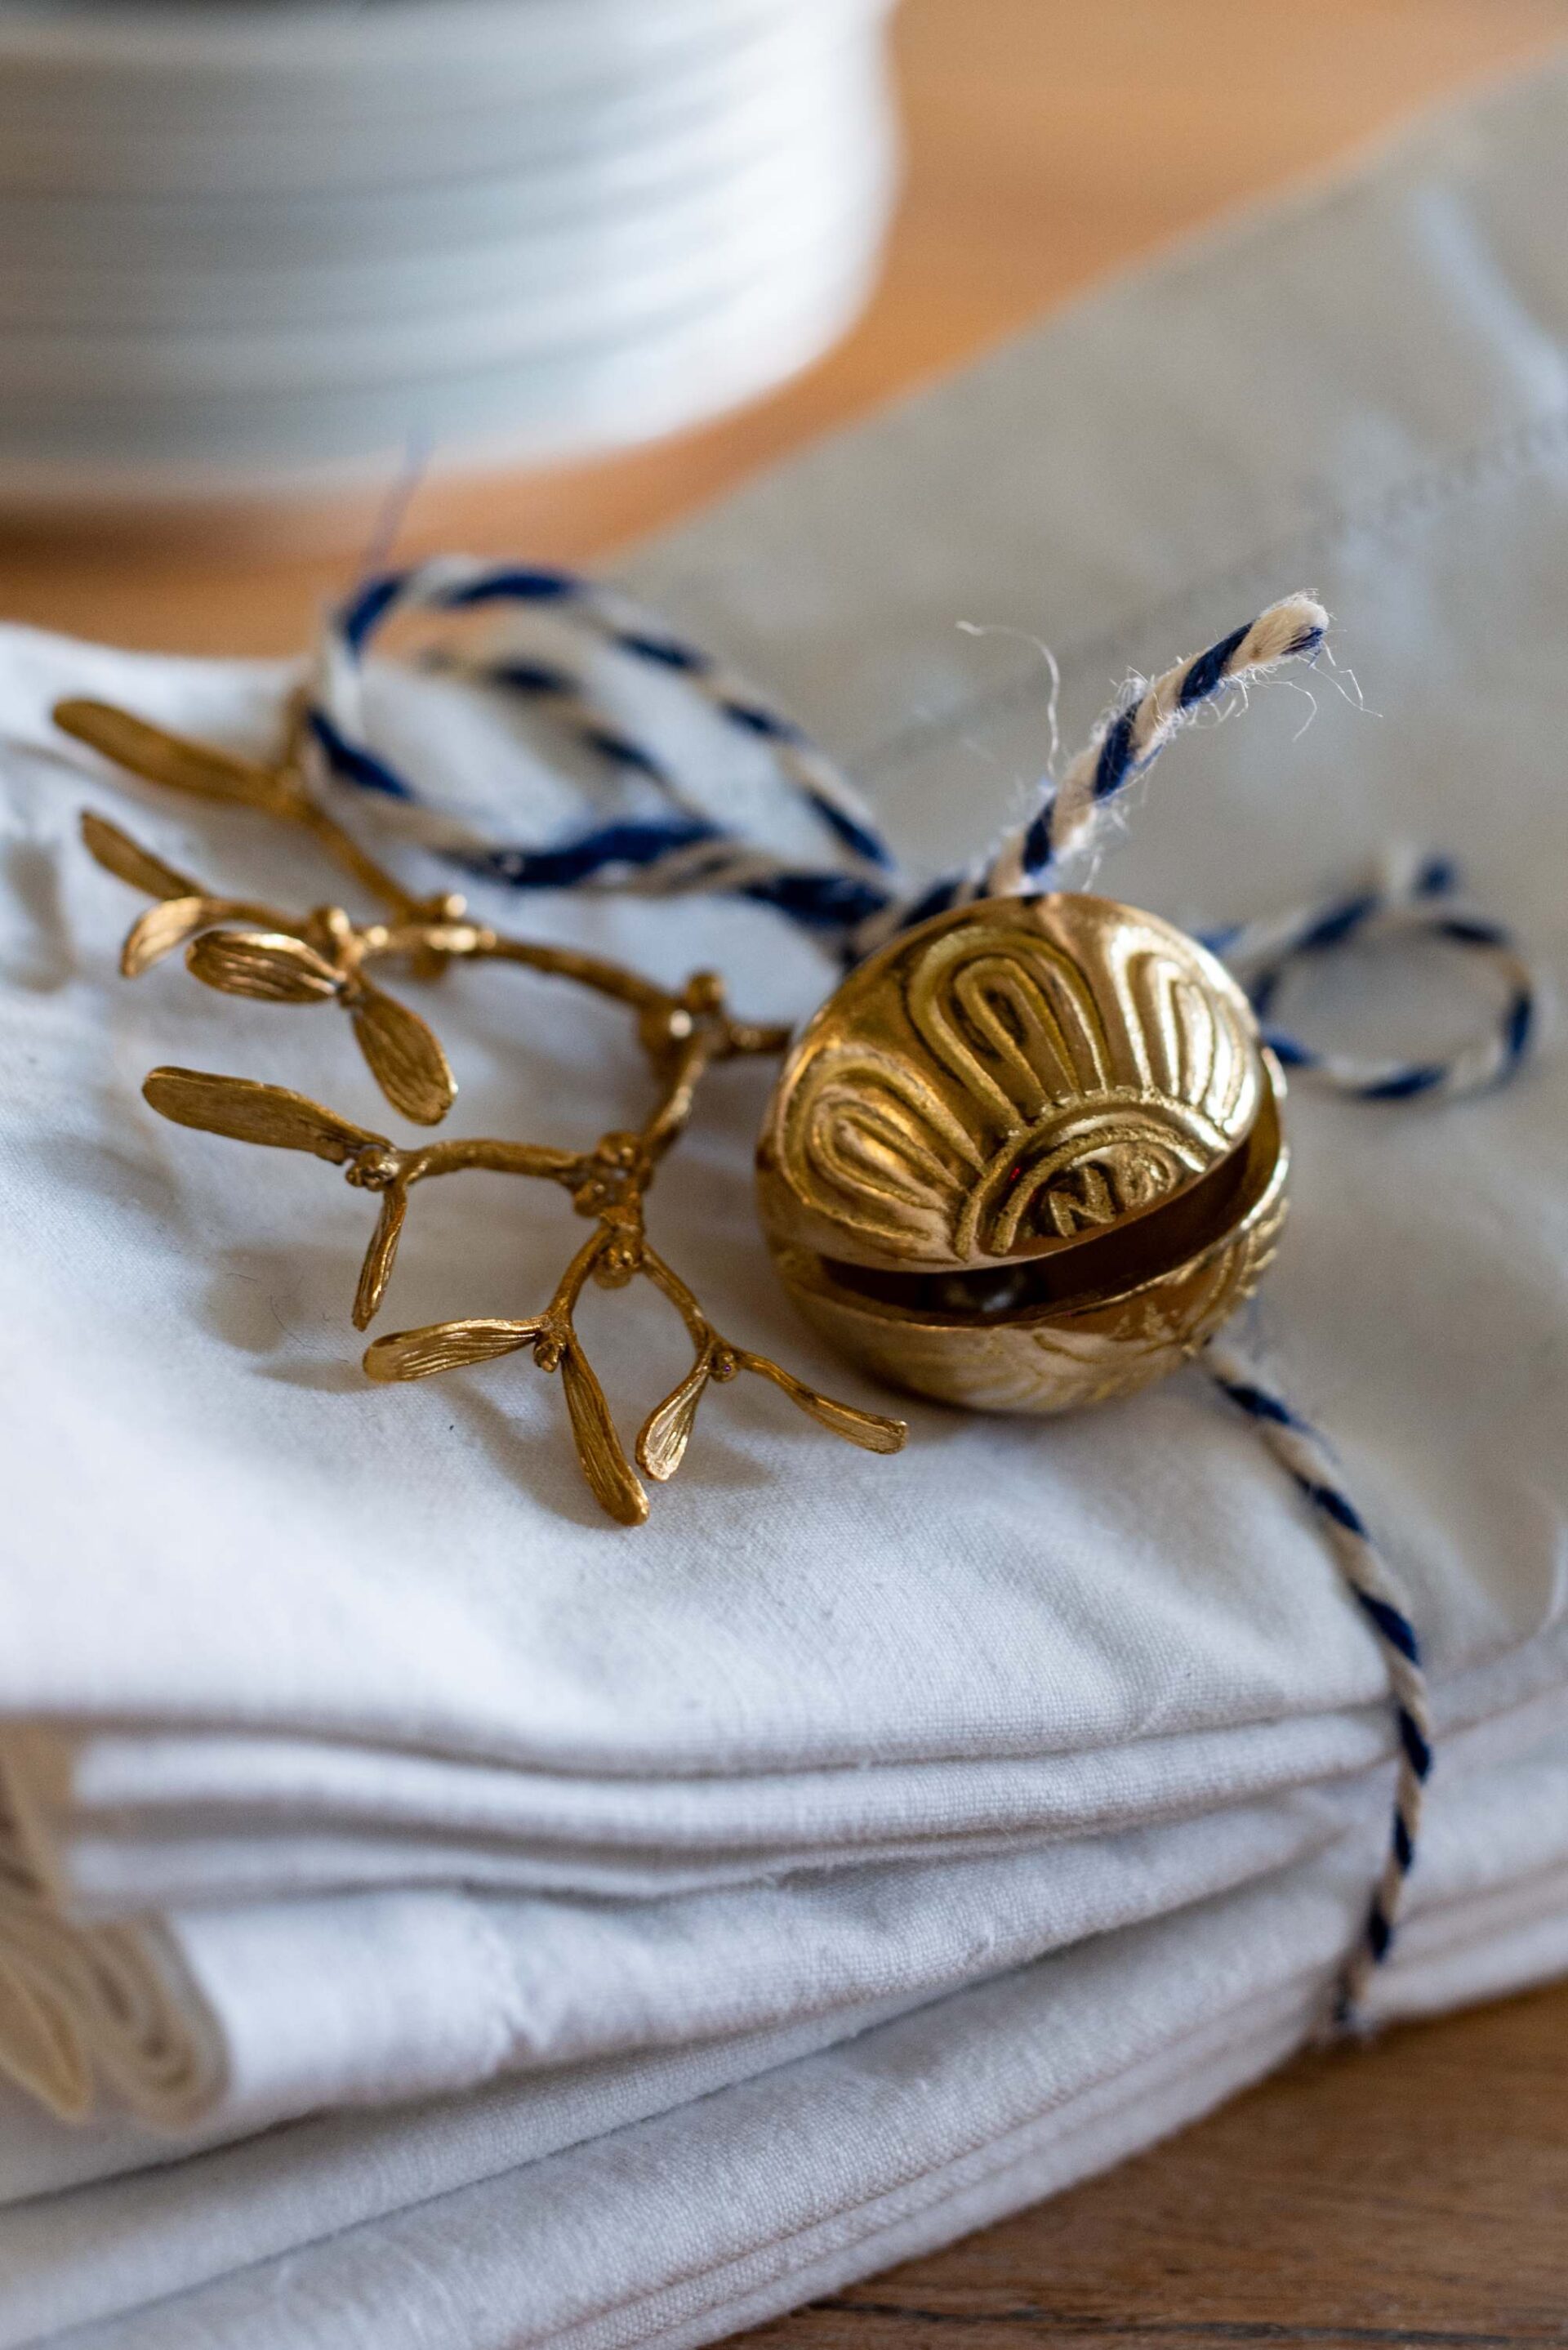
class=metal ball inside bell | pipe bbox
[757,894,1288,1414]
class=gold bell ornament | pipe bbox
[757,890,1288,1416]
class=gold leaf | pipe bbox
[352,1184,408,1330]
[636,1350,712,1482]
[562,1345,649,1525]
[79,810,198,901]
[350,983,456,1126]
[143,1067,385,1162]
[53,701,291,814]
[735,1350,907,1456]
[187,930,341,1003]
[362,1318,540,1382]
[122,895,220,979]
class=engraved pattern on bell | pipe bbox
[759,895,1288,1416]
[762,895,1264,1270]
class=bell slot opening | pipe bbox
[820,1090,1281,1325]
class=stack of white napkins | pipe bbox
[3,51,1568,2350]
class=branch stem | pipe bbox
[403,1138,584,1187]
[294,799,430,924]
[639,1247,714,1353]
[549,1229,612,1322]
[637,1029,719,1166]
[477,933,675,1014]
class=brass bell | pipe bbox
[757,893,1288,1414]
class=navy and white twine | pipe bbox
[307,572,1328,960]
[310,556,894,934]
[304,564,1542,2022]
[1205,1336,1433,2029]
[854,594,1331,954]
[307,569,1533,1104]
[1202,844,1537,1101]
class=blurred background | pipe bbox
[1,0,1564,653]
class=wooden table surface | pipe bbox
[746,1983,1568,2350]
[9,2,1568,2336]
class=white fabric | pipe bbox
[7,46,1568,2138]
[5,1735,1568,2348]
[5,1645,1567,2136]
[4,40,1568,2347]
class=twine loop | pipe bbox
[1207,845,1538,1103]
[307,557,895,924]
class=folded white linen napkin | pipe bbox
[11,1612,1568,1915]
[4,36,1568,2343]
[5,1728,1568,2350]
[4,1630,1565,2132]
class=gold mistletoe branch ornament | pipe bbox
[56,694,906,1527]
[53,588,1383,1525]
